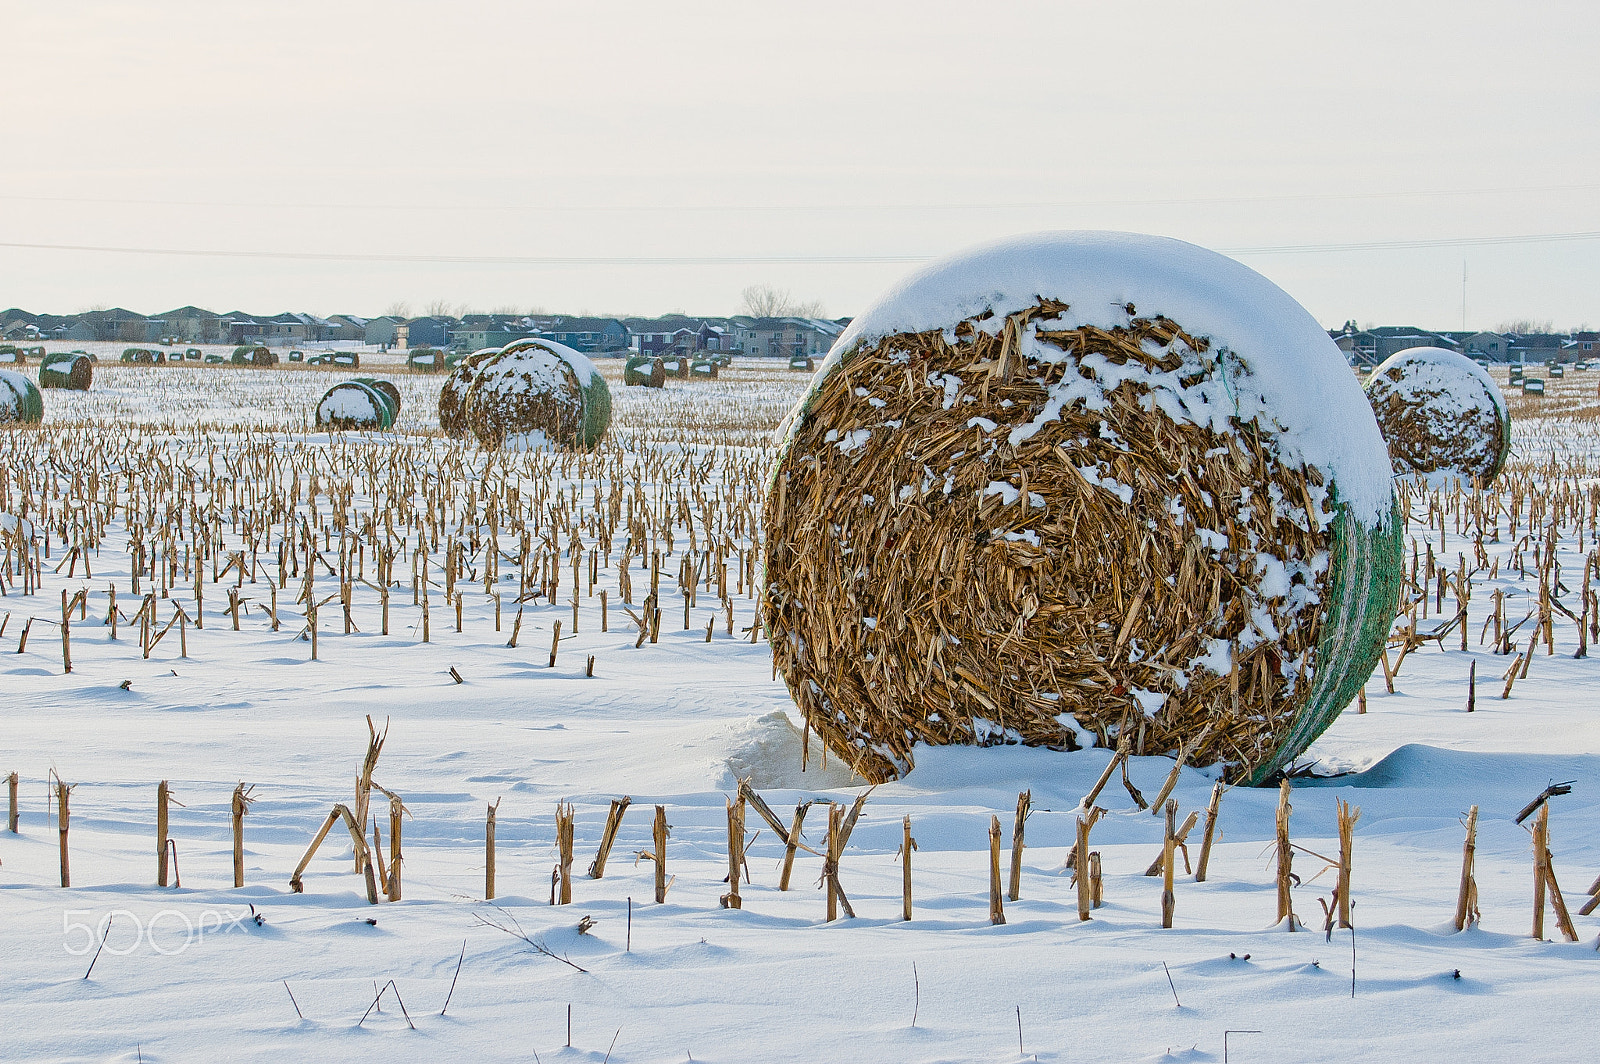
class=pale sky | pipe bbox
[4,0,1598,330]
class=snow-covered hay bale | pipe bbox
[1364,347,1510,485]
[438,347,501,439]
[38,351,93,390]
[763,232,1403,785]
[0,369,44,425]
[462,338,611,451]
[623,355,666,388]
[315,380,396,431]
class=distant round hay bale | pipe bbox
[1364,347,1510,485]
[764,232,1403,785]
[438,347,501,439]
[315,380,396,430]
[231,345,277,366]
[463,338,611,451]
[408,348,445,372]
[38,351,93,390]
[0,369,44,425]
[623,355,666,388]
[0,344,24,365]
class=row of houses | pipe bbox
[0,306,850,360]
[1332,324,1600,364]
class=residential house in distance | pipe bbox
[1440,331,1510,361]
[363,316,405,347]
[1507,333,1566,364]
[402,315,456,349]
[156,306,231,344]
[450,316,536,351]
[537,316,630,354]
[625,316,725,357]
[79,308,162,343]
[325,315,370,342]
[1569,331,1600,358]
[728,317,844,359]
[1331,325,1458,365]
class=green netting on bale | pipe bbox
[0,370,44,425]
[1246,496,1403,784]
[353,378,402,423]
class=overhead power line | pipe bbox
[1,229,1598,267]
[0,181,1596,215]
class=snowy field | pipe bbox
[2,358,1598,1063]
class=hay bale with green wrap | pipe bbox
[0,369,44,425]
[315,380,396,430]
[623,355,666,388]
[462,337,611,451]
[763,231,1402,786]
[38,351,93,390]
[1364,346,1510,485]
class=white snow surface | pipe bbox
[822,231,1394,525]
[494,337,603,391]
[1371,346,1507,418]
[2,362,1599,1063]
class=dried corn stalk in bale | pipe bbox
[1364,346,1510,486]
[438,347,501,439]
[764,232,1403,786]
[0,369,43,425]
[38,351,93,390]
[463,337,612,451]
[316,380,396,431]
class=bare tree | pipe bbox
[741,284,824,319]
[425,299,464,319]
[385,300,412,319]
[1496,318,1555,335]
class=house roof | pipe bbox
[545,316,626,333]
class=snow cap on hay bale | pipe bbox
[315,380,396,430]
[0,369,44,425]
[438,347,501,439]
[463,337,611,451]
[1364,347,1510,486]
[38,351,93,390]
[764,231,1403,786]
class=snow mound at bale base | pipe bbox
[720,711,866,790]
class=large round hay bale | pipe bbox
[0,369,44,425]
[438,347,501,439]
[38,351,93,390]
[624,355,667,388]
[764,232,1403,785]
[1364,347,1509,485]
[462,338,611,451]
[315,380,396,430]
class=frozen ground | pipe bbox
[0,360,1596,1063]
